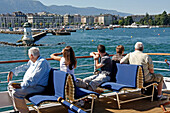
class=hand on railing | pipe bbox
[7,71,13,82]
[165,59,170,65]
[90,52,100,60]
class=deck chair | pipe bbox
[101,63,158,109]
[26,69,86,113]
[65,74,99,113]
[160,101,170,113]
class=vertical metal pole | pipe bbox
[151,85,154,102]
[116,93,121,109]
[90,96,95,113]
[94,60,96,72]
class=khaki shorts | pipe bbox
[145,73,163,83]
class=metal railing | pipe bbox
[0,53,170,85]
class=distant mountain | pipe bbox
[0,0,131,16]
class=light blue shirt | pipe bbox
[12,56,51,89]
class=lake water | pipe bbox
[0,28,170,91]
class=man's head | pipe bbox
[135,42,144,51]
[28,47,40,62]
[116,45,124,54]
[97,45,105,53]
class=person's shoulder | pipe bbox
[38,57,48,64]
[60,57,65,62]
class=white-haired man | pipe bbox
[7,47,51,113]
[120,42,166,100]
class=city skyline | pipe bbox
[39,0,170,15]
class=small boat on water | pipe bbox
[0,53,170,113]
[55,29,71,35]
[85,26,92,30]
[94,26,102,30]
[66,29,76,32]
[124,22,149,28]
[108,25,121,30]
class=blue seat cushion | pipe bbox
[75,87,99,99]
[101,82,135,92]
[29,95,59,106]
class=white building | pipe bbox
[64,14,74,25]
[98,14,113,26]
[27,12,63,28]
[81,16,94,25]
[0,11,27,28]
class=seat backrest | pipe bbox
[136,66,144,88]
[116,63,143,88]
[43,68,56,95]
[53,70,68,99]
[65,74,76,101]
[110,60,118,82]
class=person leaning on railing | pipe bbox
[76,45,112,92]
[50,46,77,81]
[7,47,51,113]
[120,42,167,100]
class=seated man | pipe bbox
[76,45,112,91]
[120,42,166,100]
[7,47,51,113]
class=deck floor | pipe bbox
[27,92,170,113]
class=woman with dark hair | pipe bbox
[50,46,77,78]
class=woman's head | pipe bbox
[63,46,77,70]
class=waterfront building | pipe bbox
[131,15,155,22]
[27,12,64,28]
[98,14,113,26]
[94,16,99,25]
[81,16,94,25]
[0,11,27,29]
[64,14,74,25]
[74,14,81,25]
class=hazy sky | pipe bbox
[38,0,170,15]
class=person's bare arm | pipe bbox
[50,52,62,61]
[95,59,104,69]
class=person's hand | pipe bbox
[93,54,100,60]
[61,49,64,54]
[7,71,13,83]
[12,83,21,89]
[165,59,168,62]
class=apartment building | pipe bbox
[0,11,27,28]
[27,12,63,28]
[64,14,74,25]
[74,14,81,25]
[81,16,94,25]
[98,14,113,26]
